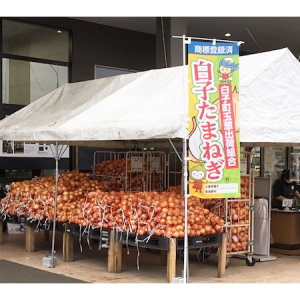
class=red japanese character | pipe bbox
[202,142,223,161]
[206,161,224,181]
[196,102,217,121]
[201,122,218,140]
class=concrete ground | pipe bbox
[0,230,300,284]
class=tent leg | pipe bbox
[25,225,35,252]
[63,225,74,262]
[0,221,3,244]
[218,232,227,278]
[75,146,79,171]
[167,238,177,283]
[50,141,59,268]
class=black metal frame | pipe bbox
[2,53,70,67]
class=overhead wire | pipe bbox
[49,64,59,88]
[30,64,59,97]
[30,63,46,95]
[245,25,266,52]
[161,17,168,68]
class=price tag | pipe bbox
[131,157,143,172]
[150,157,160,171]
[282,198,293,208]
[240,158,247,175]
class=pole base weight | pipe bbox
[172,277,184,283]
[42,256,57,268]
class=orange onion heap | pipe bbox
[68,190,224,238]
[94,158,162,192]
[0,174,225,238]
[169,176,251,251]
[227,200,250,252]
[240,176,250,199]
[0,170,106,222]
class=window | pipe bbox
[2,19,70,105]
[251,147,261,177]
[290,147,300,182]
[2,19,69,62]
[264,147,286,182]
[2,58,68,105]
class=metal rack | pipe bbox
[252,177,277,262]
[92,150,167,192]
[167,151,183,189]
[225,152,255,266]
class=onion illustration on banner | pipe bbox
[189,116,202,163]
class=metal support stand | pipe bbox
[42,141,61,268]
[253,177,277,262]
[50,141,59,268]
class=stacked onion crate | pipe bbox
[225,171,255,266]
[93,151,167,193]
[201,178,255,266]
[167,152,183,189]
[92,151,124,191]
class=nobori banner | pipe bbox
[188,41,240,199]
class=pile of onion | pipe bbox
[0,172,225,238]
[94,158,162,192]
[227,200,250,252]
[173,176,251,252]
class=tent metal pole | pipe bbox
[50,141,59,268]
[267,177,272,258]
[75,146,79,171]
[168,139,182,162]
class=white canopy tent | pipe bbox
[0,66,187,147]
[239,48,300,147]
[0,47,299,275]
[0,48,299,147]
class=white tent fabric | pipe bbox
[0,47,299,147]
[0,66,186,146]
[239,48,300,147]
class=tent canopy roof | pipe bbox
[0,66,186,147]
[0,47,299,147]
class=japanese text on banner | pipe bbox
[188,41,240,199]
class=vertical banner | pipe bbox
[188,41,240,198]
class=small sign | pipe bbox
[282,198,293,208]
[131,157,143,172]
[19,216,26,232]
[0,141,69,158]
[265,149,275,173]
[240,158,247,175]
[100,230,110,249]
[150,157,160,171]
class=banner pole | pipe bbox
[50,141,59,268]
[182,35,190,284]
